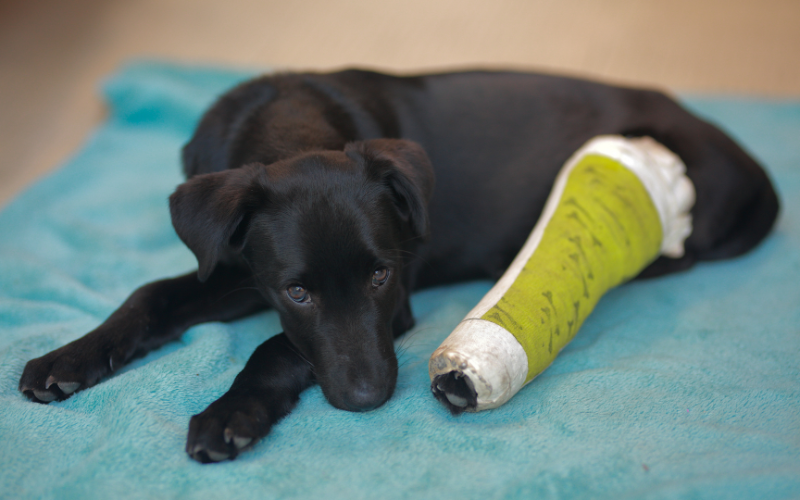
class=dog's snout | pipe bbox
[341,381,390,412]
[308,318,399,413]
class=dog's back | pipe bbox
[183,69,779,286]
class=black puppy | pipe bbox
[19,69,778,463]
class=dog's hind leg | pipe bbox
[623,90,779,265]
[668,125,779,261]
[18,265,265,403]
[186,333,316,463]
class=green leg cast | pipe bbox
[430,135,694,413]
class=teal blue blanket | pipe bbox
[1,62,798,499]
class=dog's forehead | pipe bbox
[259,208,389,285]
[269,155,386,221]
[267,150,358,179]
[247,159,398,282]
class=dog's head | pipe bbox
[169,139,434,411]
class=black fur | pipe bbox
[19,69,779,462]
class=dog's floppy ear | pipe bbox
[169,165,266,282]
[346,139,435,240]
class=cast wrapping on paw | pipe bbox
[430,135,695,413]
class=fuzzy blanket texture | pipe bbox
[0,62,798,500]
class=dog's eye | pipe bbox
[372,268,389,287]
[287,285,310,303]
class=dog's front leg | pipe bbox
[186,333,315,463]
[18,265,264,403]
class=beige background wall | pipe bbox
[1,0,798,206]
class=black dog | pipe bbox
[19,69,778,463]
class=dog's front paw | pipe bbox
[18,333,126,403]
[186,391,276,463]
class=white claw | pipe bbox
[233,436,252,450]
[58,382,80,395]
[205,450,229,462]
[224,428,234,444]
[224,428,252,449]
[33,390,57,402]
[445,392,468,408]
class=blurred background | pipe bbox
[1,0,798,207]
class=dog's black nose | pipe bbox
[343,382,388,412]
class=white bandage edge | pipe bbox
[429,135,696,411]
[586,136,695,258]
